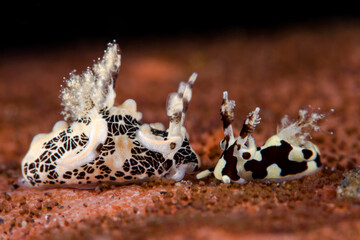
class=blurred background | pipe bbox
[1,3,360,51]
[2,5,360,239]
[2,2,360,166]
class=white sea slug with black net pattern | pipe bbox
[21,42,201,188]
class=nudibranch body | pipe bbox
[22,42,200,188]
[197,91,330,184]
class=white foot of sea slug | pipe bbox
[21,42,201,188]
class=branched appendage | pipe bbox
[137,73,197,155]
[240,107,261,138]
[237,107,261,145]
[220,91,236,149]
[167,73,197,139]
[60,42,121,121]
[229,107,261,161]
[277,107,334,146]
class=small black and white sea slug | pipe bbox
[21,42,201,188]
[197,91,332,184]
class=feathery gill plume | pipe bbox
[60,42,121,121]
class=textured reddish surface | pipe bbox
[1,24,360,239]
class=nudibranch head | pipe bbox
[21,42,200,188]
[197,91,330,184]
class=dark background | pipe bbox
[1,3,360,51]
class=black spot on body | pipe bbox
[138,165,145,173]
[100,108,110,117]
[24,163,28,175]
[163,159,173,171]
[40,151,50,161]
[63,173,72,179]
[29,163,35,170]
[96,159,105,166]
[108,115,116,123]
[302,149,313,159]
[170,142,176,150]
[221,143,241,181]
[314,154,322,167]
[116,115,123,122]
[242,152,251,160]
[58,147,65,155]
[117,124,126,135]
[76,171,86,179]
[115,171,125,177]
[150,128,168,138]
[49,165,56,170]
[99,165,112,174]
[96,144,103,153]
[47,170,59,180]
[130,158,138,166]
[73,135,80,142]
[44,159,52,164]
[244,140,308,179]
[130,169,141,175]
[86,166,95,174]
[123,159,130,172]
[146,171,155,177]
